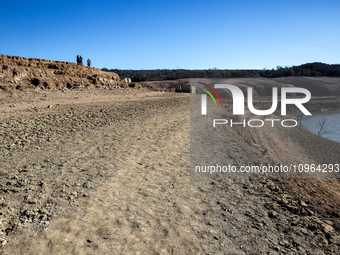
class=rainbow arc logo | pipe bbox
[197,82,222,115]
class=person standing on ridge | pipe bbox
[79,55,83,65]
[76,55,80,65]
[87,58,91,67]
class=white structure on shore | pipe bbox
[191,84,196,94]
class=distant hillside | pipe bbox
[138,77,340,97]
[262,62,340,78]
[103,62,340,82]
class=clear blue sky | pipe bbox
[1,0,339,70]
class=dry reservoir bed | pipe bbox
[0,90,339,254]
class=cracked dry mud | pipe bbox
[0,90,340,255]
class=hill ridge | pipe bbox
[0,54,143,91]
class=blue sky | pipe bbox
[1,0,339,70]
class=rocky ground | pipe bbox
[0,87,339,254]
[0,55,340,254]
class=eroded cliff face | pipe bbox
[0,54,140,91]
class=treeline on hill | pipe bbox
[102,62,340,82]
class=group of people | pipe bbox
[76,55,91,67]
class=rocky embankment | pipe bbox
[0,54,143,91]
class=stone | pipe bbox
[329,235,340,245]
[299,200,308,207]
[40,208,49,215]
[28,198,38,204]
[0,238,7,247]
[268,210,278,218]
[321,223,334,234]
[291,216,300,226]
[299,228,308,235]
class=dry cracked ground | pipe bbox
[0,89,339,255]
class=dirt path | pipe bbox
[0,91,340,254]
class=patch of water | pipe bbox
[301,111,340,143]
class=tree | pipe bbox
[317,118,328,136]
